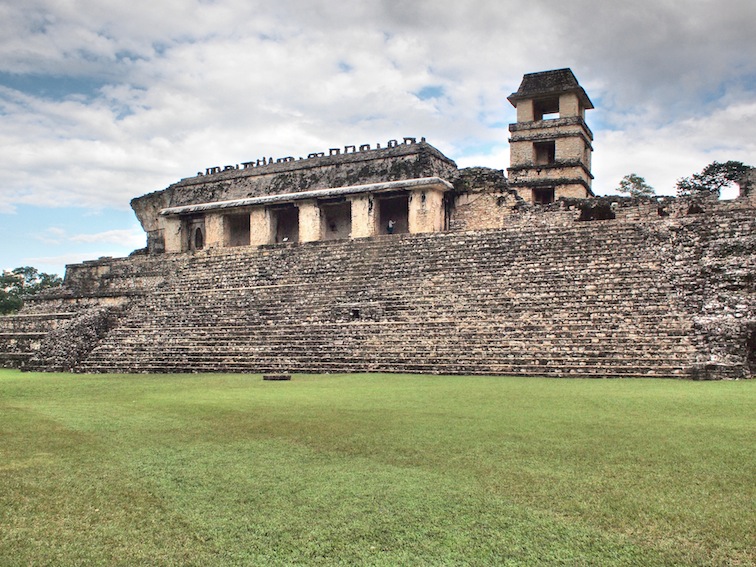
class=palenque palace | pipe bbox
[2,69,754,379]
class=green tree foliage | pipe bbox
[0,267,62,315]
[617,173,655,198]
[675,160,751,198]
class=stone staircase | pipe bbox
[0,313,76,369]
[76,220,700,377]
[0,254,187,370]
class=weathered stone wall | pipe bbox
[3,197,752,379]
[131,140,457,251]
[27,306,126,372]
[408,188,446,233]
[298,201,321,243]
[351,195,377,238]
[448,167,520,232]
[62,253,186,296]
[739,167,756,202]
[0,253,187,369]
[659,209,756,379]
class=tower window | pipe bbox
[533,97,560,120]
[534,141,556,165]
[534,188,555,204]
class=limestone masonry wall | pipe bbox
[2,198,752,378]
[131,139,457,251]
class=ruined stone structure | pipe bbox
[507,68,594,203]
[1,69,754,379]
[133,137,457,255]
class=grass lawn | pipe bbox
[0,370,753,566]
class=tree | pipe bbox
[617,173,655,198]
[0,267,62,315]
[675,160,751,198]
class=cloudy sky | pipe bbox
[2,0,755,276]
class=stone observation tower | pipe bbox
[507,68,594,203]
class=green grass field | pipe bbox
[1,370,753,566]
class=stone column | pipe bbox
[350,194,378,238]
[298,200,321,243]
[408,188,445,234]
[249,207,273,246]
[204,213,224,249]
[516,99,534,122]
[559,92,581,118]
[159,216,183,253]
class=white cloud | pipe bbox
[69,227,145,247]
[34,226,68,245]
[34,225,145,248]
[0,0,755,217]
[595,99,756,196]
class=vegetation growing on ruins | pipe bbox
[0,267,62,315]
[676,160,751,198]
[616,173,655,197]
[1,371,753,566]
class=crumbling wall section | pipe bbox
[0,251,187,370]
[131,140,457,251]
[477,194,749,230]
[27,305,127,372]
[738,167,756,202]
[448,167,521,231]
[657,209,756,379]
[63,253,188,296]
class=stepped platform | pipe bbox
[2,205,753,378]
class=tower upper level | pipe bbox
[507,68,593,122]
[507,69,594,204]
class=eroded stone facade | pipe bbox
[132,137,459,253]
[130,69,596,259]
[507,69,594,202]
[1,69,753,379]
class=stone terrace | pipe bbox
[75,219,701,377]
[0,254,187,369]
[3,203,752,378]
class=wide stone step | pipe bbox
[77,358,690,378]
[0,313,76,332]
[82,345,695,364]
[0,332,47,339]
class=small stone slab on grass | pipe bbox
[263,374,292,381]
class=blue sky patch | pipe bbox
[0,205,144,276]
[0,72,108,101]
[415,85,445,100]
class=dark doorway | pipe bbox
[321,201,351,241]
[378,193,409,235]
[271,205,299,243]
[224,213,250,247]
[184,216,206,251]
